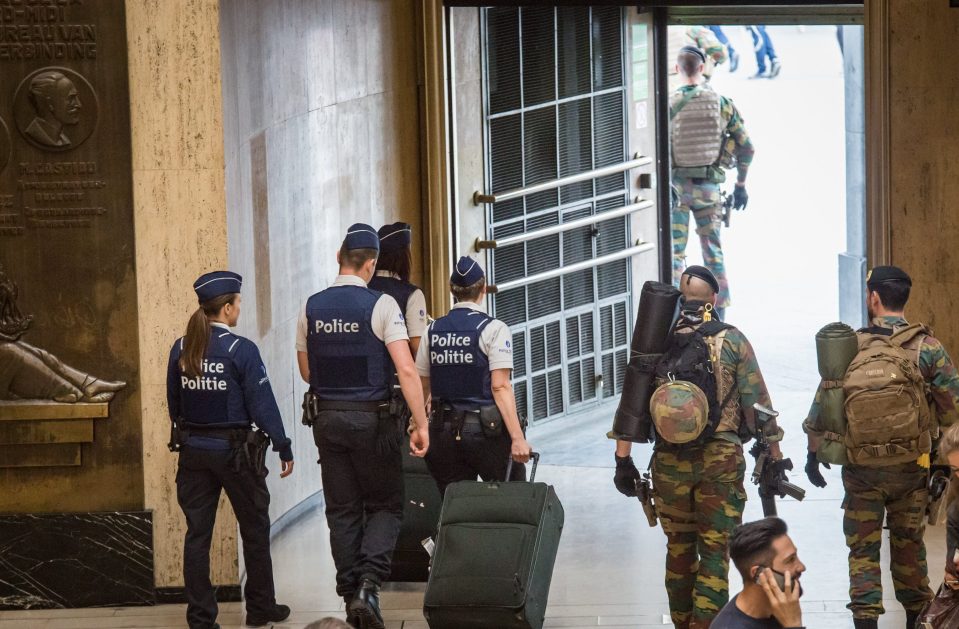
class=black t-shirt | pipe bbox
[711,595,801,629]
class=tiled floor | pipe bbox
[0,456,946,628]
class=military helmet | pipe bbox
[649,380,709,444]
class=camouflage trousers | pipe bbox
[671,177,731,309]
[842,464,933,619]
[652,439,746,629]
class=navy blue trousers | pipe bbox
[176,446,276,629]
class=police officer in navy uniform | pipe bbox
[167,271,294,629]
[368,222,429,358]
[415,256,532,496]
[295,224,429,629]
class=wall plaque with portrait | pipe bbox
[0,0,142,514]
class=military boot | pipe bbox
[348,578,385,629]
[853,618,878,629]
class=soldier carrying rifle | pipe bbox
[614,266,799,629]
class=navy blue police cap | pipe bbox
[343,223,380,251]
[679,45,707,64]
[450,256,485,287]
[193,271,242,304]
[377,222,412,253]
[682,265,720,295]
[867,265,911,289]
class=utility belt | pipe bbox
[672,164,726,185]
[301,391,404,455]
[169,421,271,476]
[431,401,504,441]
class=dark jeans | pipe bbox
[424,423,526,497]
[313,410,403,597]
[176,446,275,629]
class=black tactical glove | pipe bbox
[804,451,830,488]
[732,184,748,211]
[614,455,641,497]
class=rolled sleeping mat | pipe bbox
[631,281,683,354]
[610,355,659,443]
[609,282,682,442]
[814,322,858,465]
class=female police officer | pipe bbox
[368,222,429,357]
[415,256,533,496]
[167,271,294,629]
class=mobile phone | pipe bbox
[754,566,787,590]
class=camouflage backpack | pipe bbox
[650,319,731,445]
[841,323,931,466]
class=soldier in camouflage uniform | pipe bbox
[615,266,786,629]
[670,46,754,317]
[667,25,729,92]
[803,266,959,629]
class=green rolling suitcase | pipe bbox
[423,454,564,629]
[388,437,443,582]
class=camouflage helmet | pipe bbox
[650,380,709,444]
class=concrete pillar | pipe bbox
[839,25,867,328]
[127,0,238,591]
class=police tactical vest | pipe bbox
[840,324,931,466]
[368,275,418,318]
[306,285,391,401]
[669,85,724,169]
[176,328,244,426]
[429,308,494,411]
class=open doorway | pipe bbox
[664,19,865,478]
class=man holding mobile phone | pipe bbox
[712,517,806,629]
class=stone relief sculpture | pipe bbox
[14,67,97,152]
[23,70,82,148]
[0,267,125,403]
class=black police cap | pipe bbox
[867,265,911,288]
[682,265,720,295]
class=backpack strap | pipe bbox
[710,328,737,412]
[669,86,703,120]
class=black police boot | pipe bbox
[852,618,878,629]
[245,603,291,627]
[344,594,360,628]
[348,578,385,629]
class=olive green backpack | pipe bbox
[841,324,931,466]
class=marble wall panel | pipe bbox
[0,511,154,610]
[220,0,422,524]
[887,0,959,349]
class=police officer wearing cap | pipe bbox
[167,271,294,629]
[296,224,429,629]
[415,256,532,496]
[803,265,959,629]
[368,222,429,358]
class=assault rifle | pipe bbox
[750,403,806,516]
[719,190,735,228]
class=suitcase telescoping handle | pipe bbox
[505,451,540,483]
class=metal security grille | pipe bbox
[482,6,632,423]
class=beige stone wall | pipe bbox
[886,1,959,350]
[218,0,422,519]
[127,0,238,589]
